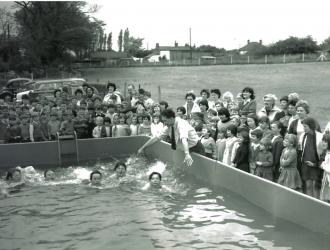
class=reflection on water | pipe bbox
[0,156,330,250]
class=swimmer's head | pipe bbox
[114,161,127,178]
[149,172,162,188]
[6,169,22,182]
[44,170,55,181]
[90,170,102,185]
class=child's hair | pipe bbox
[250,129,263,140]
[210,88,221,98]
[200,89,210,98]
[208,109,217,117]
[198,99,209,110]
[322,134,330,150]
[238,130,250,145]
[114,161,127,171]
[258,116,270,126]
[44,169,53,178]
[284,134,297,148]
[95,116,104,123]
[6,168,21,180]
[260,138,272,151]
[90,170,102,180]
[222,91,234,102]
[226,124,237,136]
[247,113,259,127]
[159,100,169,109]
[271,121,285,137]
[103,117,111,123]
[301,117,316,131]
[217,107,231,119]
[177,106,186,114]
[149,171,162,181]
[142,114,151,121]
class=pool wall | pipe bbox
[1,136,330,236]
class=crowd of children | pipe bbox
[1,81,330,202]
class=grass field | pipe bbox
[80,62,330,129]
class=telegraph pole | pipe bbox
[189,28,192,63]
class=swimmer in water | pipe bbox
[110,161,135,185]
[142,172,172,192]
[90,170,102,186]
[44,170,55,181]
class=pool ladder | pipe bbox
[56,132,80,166]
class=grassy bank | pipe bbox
[80,62,330,128]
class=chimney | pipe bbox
[247,40,250,44]
[174,41,178,47]
[156,43,159,49]
[259,39,262,45]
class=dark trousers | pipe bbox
[189,140,205,156]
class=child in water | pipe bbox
[44,170,55,181]
[142,172,171,192]
[90,170,102,186]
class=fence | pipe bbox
[75,52,328,68]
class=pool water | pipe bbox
[1,156,330,250]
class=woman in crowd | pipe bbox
[240,87,257,116]
[183,92,200,119]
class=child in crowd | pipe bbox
[59,111,75,136]
[6,116,21,143]
[150,114,164,137]
[249,129,263,175]
[222,124,238,165]
[176,106,186,119]
[232,129,250,173]
[200,126,216,159]
[30,112,46,142]
[73,109,89,139]
[320,134,330,202]
[271,121,285,181]
[278,134,302,190]
[103,117,112,137]
[19,114,30,142]
[255,138,274,181]
[38,113,50,140]
[112,113,130,137]
[215,127,227,162]
[129,115,139,136]
[92,116,107,138]
[258,116,273,140]
[138,114,152,136]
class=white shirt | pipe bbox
[157,117,199,151]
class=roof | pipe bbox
[239,42,266,54]
[155,46,191,51]
[90,51,129,59]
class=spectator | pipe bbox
[257,94,281,122]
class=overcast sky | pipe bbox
[2,0,330,50]
[91,0,330,50]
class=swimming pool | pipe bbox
[1,157,330,250]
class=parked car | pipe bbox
[15,78,99,102]
[0,78,33,97]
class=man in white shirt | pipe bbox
[138,109,204,167]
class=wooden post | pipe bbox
[230,55,233,64]
[31,72,34,80]
[265,55,268,64]
[198,58,201,65]
[283,54,286,63]
[124,82,127,98]
[183,58,185,65]
[247,56,250,64]
[158,86,161,102]
[302,53,305,62]
[214,57,216,64]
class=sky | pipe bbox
[89,0,330,50]
[2,0,330,50]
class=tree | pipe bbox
[98,29,104,51]
[103,34,107,50]
[0,7,17,40]
[320,37,330,52]
[123,28,129,52]
[266,36,319,55]
[14,1,104,66]
[127,36,144,56]
[107,32,112,51]
[118,29,123,52]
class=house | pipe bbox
[90,51,129,65]
[239,40,267,56]
[148,42,212,63]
